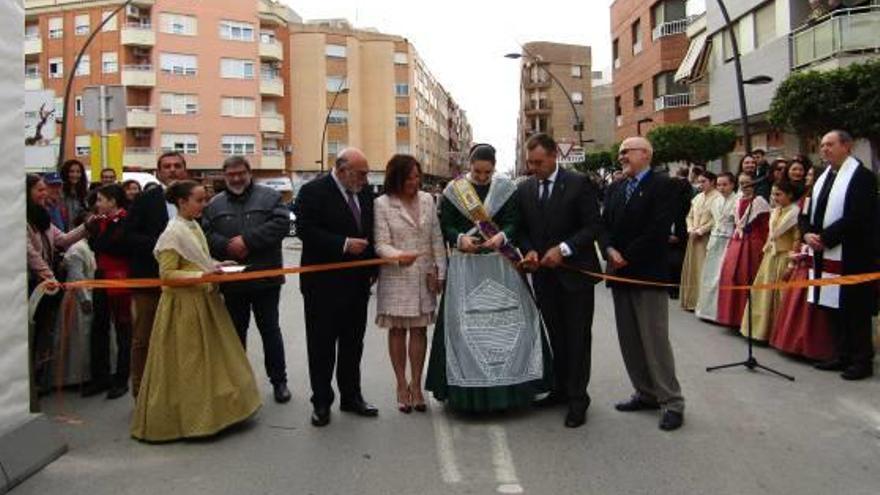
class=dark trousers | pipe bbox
[224,286,287,385]
[533,273,594,407]
[302,288,369,408]
[90,289,132,388]
[824,305,875,368]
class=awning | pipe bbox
[675,32,709,83]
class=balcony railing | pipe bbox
[524,78,551,90]
[654,93,691,111]
[653,18,689,40]
[524,100,552,113]
[123,64,153,72]
[791,5,880,69]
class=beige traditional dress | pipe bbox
[740,203,800,342]
[680,189,720,310]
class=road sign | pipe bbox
[558,142,574,158]
[557,147,586,166]
[83,85,127,132]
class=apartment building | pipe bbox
[611,0,691,141]
[513,41,592,174]
[24,0,299,177]
[288,19,469,185]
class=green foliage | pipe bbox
[574,150,616,174]
[645,124,737,166]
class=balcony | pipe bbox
[652,18,688,40]
[25,72,43,91]
[121,23,155,46]
[791,5,880,70]
[688,82,709,107]
[24,34,42,56]
[260,75,284,97]
[126,106,156,128]
[654,93,691,111]
[123,147,157,168]
[259,40,284,61]
[524,100,552,116]
[260,114,285,134]
[523,78,551,90]
[261,149,285,169]
[122,64,156,87]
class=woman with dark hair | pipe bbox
[426,144,551,413]
[680,170,719,311]
[131,180,260,442]
[695,172,738,321]
[373,155,446,412]
[122,179,142,204]
[739,180,801,341]
[785,155,812,199]
[770,158,789,187]
[60,159,88,232]
[26,174,90,401]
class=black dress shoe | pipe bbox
[841,365,873,381]
[614,396,661,412]
[82,380,109,398]
[106,384,129,400]
[311,406,331,427]
[564,404,588,428]
[659,410,684,431]
[814,359,848,371]
[340,399,379,417]
[273,383,292,404]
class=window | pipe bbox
[260,31,276,43]
[571,91,584,104]
[613,39,620,69]
[220,58,255,79]
[54,97,64,119]
[25,24,39,38]
[160,93,198,115]
[632,19,642,55]
[102,11,117,32]
[633,84,644,107]
[160,53,198,75]
[653,71,688,96]
[159,13,197,36]
[48,17,63,39]
[219,20,255,42]
[326,76,347,92]
[571,65,582,78]
[325,44,346,58]
[75,14,90,36]
[261,100,278,114]
[75,96,83,116]
[395,83,409,97]
[327,109,348,125]
[75,55,90,76]
[48,58,63,79]
[221,135,256,155]
[396,114,409,128]
[396,143,411,154]
[75,135,90,156]
[327,141,345,156]
[102,52,118,73]
[614,96,622,117]
[755,1,776,49]
[161,133,199,154]
[25,63,39,77]
[221,97,256,117]
[394,52,408,65]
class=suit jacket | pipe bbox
[294,173,377,296]
[600,169,676,288]
[517,167,602,291]
[125,185,169,279]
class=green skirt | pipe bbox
[425,294,553,413]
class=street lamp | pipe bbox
[505,51,585,147]
[637,117,654,136]
[317,85,349,174]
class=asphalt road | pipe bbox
[13,239,880,495]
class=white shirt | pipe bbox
[161,182,178,220]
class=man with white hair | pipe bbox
[294,148,379,426]
[601,136,685,431]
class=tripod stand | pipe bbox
[706,191,795,381]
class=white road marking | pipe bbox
[488,425,524,494]
[431,399,463,484]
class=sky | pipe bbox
[281,0,614,172]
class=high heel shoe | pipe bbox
[397,388,412,414]
[411,387,427,413]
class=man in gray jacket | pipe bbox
[202,155,292,403]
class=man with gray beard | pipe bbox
[202,155,292,403]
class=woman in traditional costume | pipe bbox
[695,172,737,322]
[680,170,720,311]
[426,144,551,412]
[740,181,800,341]
[131,180,260,442]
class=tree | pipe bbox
[645,124,736,166]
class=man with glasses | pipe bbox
[293,148,379,427]
[201,156,292,403]
[601,136,685,431]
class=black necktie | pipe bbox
[812,169,837,231]
[345,190,362,232]
[539,179,550,208]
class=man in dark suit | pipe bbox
[294,148,379,427]
[601,136,685,431]
[805,130,878,380]
[125,151,187,398]
[517,133,602,428]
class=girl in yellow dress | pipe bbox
[131,180,261,442]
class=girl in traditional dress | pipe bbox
[695,172,737,322]
[425,144,551,413]
[715,172,771,328]
[680,171,720,311]
[739,181,801,341]
[131,180,260,442]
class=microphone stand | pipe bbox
[706,183,795,381]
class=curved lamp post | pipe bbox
[317,84,349,174]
